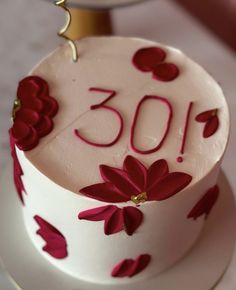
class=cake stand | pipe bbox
[44,0,147,39]
[0,164,235,290]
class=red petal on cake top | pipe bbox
[80,155,192,203]
[79,205,143,236]
[123,155,147,192]
[123,206,143,236]
[15,109,40,126]
[148,172,192,201]
[80,182,130,203]
[132,47,166,72]
[188,185,219,220]
[195,109,219,138]
[111,254,151,278]
[10,76,58,151]
[152,63,179,82]
[203,115,219,138]
[34,215,68,259]
[100,165,140,197]
[146,159,169,190]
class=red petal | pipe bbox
[203,115,219,138]
[34,215,68,259]
[80,182,129,203]
[123,155,147,192]
[19,94,43,112]
[18,76,49,99]
[123,206,143,236]
[147,159,169,190]
[129,254,151,277]
[111,254,151,278]
[132,47,166,72]
[15,109,40,126]
[34,116,53,137]
[112,259,134,277]
[104,208,124,235]
[100,165,139,197]
[195,109,217,122]
[12,120,31,141]
[188,185,219,220]
[153,63,179,81]
[16,127,39,151]
[40,96,59,117]
[148,172,192,201]
[78,205,117,221]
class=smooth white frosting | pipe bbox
[16,37,229,284]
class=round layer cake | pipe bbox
[9,36,229,284]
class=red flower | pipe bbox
[195,109,219,138]
[78,205,143,236]
[10,76,58,151]
[111,254,151,278]
[132,47,179,82]
[188,185,219,220]
[9,130,26,204]
[34,215,68,259]
[80,156,192,204]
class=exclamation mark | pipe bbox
[177,102,194,163]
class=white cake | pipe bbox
[9,37,229,284]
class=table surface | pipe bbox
[0,0,236,289]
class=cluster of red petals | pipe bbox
[9,131,25,204]
[112,254,151,278]
[132,47,179,82]
[80,155,192,203]
[195,109,219,138]
[79,205,143,236]
[188,185,219,220]
[10,76,58,151]
[34,215,68,259]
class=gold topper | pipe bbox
[55,0,79,62]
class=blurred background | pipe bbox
[0,0,235,288]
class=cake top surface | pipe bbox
[17,36,229,197]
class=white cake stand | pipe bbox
[0,164,235,290]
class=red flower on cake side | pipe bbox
[195,109,219,138]
[79,205,143,236]
[9,131,26,204]
[34,215,68,259]
[111,254,151,278]
[9,76,58,151]
[187,185,219,220]
[80,155,192,203]
[132,47,179,82]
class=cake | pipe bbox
[9,36,229,284]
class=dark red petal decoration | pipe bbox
[111,254,151,278]
[9,131,26,204]
[79,205,143,236]
[34,215,68,259]
[188,185,219,220]
[146,159,169,190]
[195,109,219,138]
[152,63,179,82]
[123,206,143,236]
[123,155,147,192]
[78,205,117,221]
[104,208,124,235]
[80,156,192,204]
[148,172,192,201]
[203,115,219,138]
[80,182,129,203]
[10,76,58,151]
[132,47,166,72]
[100,165,139,197]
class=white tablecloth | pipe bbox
[0,0,235,289]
